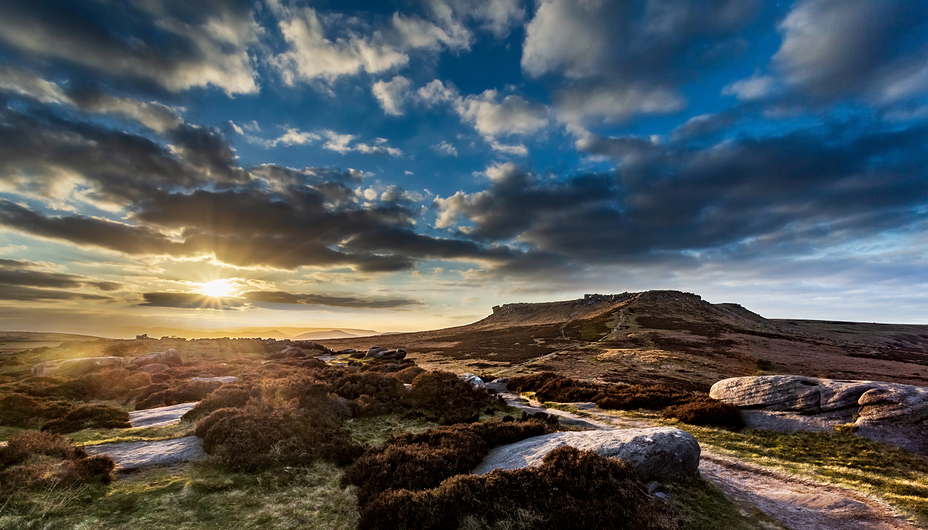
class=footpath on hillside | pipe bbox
[487,381,920,530]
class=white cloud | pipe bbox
[432,141,458,156]
[372,75,412,115]
[417,79,460,105]
[277,128,321,146]
[555,84,685,128]
[483,161,520,181]
[521,0,607,79]
[321,131,402,156]
[722,74,779,100]
[455,89,548,137]
[487,140,528,155]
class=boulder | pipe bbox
[129,402,198,428]
[366,346,389,358]
[130,349,182,368]
[711,376,928,455]
[31,356,126,377]
[459,373,486,388]
[137,363,170,374]
[380,349,407,361]
[473,427,700,484]
[281,346,306,358]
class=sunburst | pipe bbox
[199,279,236,298]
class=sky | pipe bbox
[0,0,927,336]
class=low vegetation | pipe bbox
[509,372,742,429]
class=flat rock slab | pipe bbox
[473,427,700,483]
[129,402,198,428]
[189,376,238,384]
[84,436,206,470]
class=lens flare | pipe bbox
[199,279,235,298]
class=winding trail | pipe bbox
[486,381,920,530]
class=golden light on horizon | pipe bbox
[199,279,236,298]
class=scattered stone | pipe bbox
[380,349,407,361]
[31,356,126,377]
[190,376,238,384]
[711,376,928,455]
[130,349,182,368]
[459,373,486,388]
[137,363,170,374]
[130,402,198,428]
[366,346,389,358]
[84,436,207,470]
[473,427,700,483]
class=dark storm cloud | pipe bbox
[0,0,259,95]
[0,105,530,272]
[0,259,120,301]
[139,292,246,309]
[240,291,421,309]
[522,0,759,123]
[438,123,928,264]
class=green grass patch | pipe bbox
[69,422,196,446]
[0,460,358,530]
[662,420,928,527]
[666,478,786,530]
[344,415,440,447]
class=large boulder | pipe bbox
[31,356,126,377]
[711,376,928,455]
[130,349,182,368]
[473,427,700,484]
[459,373,486,388]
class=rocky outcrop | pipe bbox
[129,402,198,428]
[137,363,170,374]
[84,436,207,470]
[459,373,486,388]
[130,349,182,368]
[365,346,406,360]
[31,356,126,377]
[711,376,928,455]
[473,427,700,483]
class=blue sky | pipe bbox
[0,0,927,334]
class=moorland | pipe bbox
[2,290,927,529]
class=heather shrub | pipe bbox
[195,399,363,472]
[662,397,744,429]
[41,403,131,434]
[594,385,691,411]
[394,365,425,384]
[0,393,73,427]
[57,368,153,401]
[408,370,499,424]
[359,445,680,530]
[181,386,257,422]
[509,373,692,411]
[0,431,114,499]
[343,420,554,503]
[134,379,225,410]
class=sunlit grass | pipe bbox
[69,421,196,446]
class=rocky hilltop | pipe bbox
[321,290,928,392]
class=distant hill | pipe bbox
[58,326,379,340]
[319,290,928,391]
[293,330,378,340]
[0,331,106,342]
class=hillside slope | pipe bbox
[322,291,928,391]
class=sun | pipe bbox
[199,279,236,298]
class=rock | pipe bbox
[366,346,389,358]
[84,436,207,470]
[130,349,182,368]
[459,373,486,388]
[337,349,357,354]
[130,402,198,428]
[473,427,700,483]
[31,356,126,377]
[137,363,170,374]
[297,342,328,354]
[380,349,407,361]
[281,346,306,358]
[349,352,366,359]
[711,376,928,455]
[190,376,238,384]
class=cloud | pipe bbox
[372,75,412,116]
[435,121,928,270]
[0,258,120,301]
[321,131,402,156]
[774,0,928,103]
[416,80,545,153]
[431,140,458,156]
[240,290,421,308]
[0,0,260,95]
[521,0,758,126]
[0,64,185,132]
[139,292,246,309]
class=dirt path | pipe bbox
[487,381,920,530]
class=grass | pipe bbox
[0,461,358,530]
[665,478,786,530]
[68,422,196,446]
[591,407,928,528]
